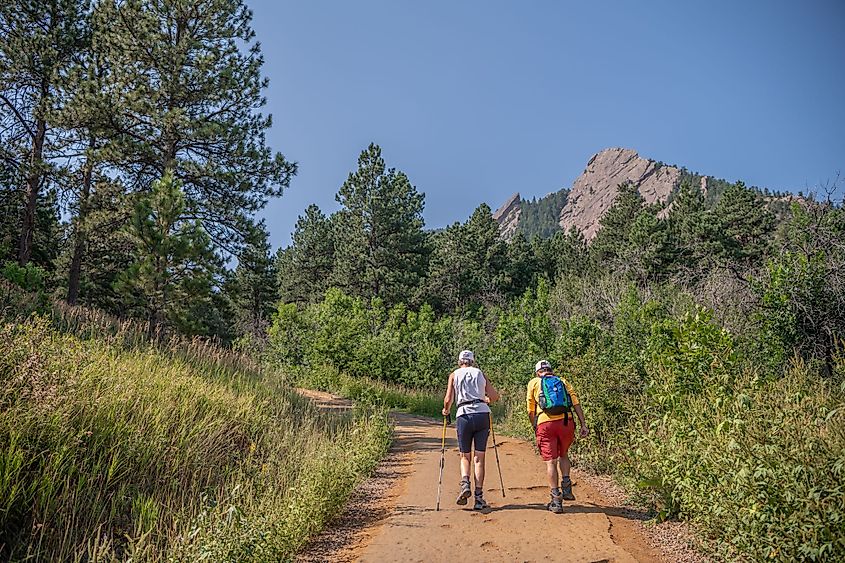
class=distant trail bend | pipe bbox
[297,390,675,563]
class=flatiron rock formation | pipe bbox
[559,148,681,240]
[493,192,521,240]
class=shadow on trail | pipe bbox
[491,502,651,521]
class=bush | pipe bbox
[1,260,46,292]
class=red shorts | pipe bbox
[536,418,575,461]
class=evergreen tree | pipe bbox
[94,0,296,254]
[333,144,428,305]
[0,0,89,265]
[590,182,645,270]
[50,7,125,304]
[228,224,277,345]
[422,204,509,312]
[116,171,221,334]
[420,223,466,312]
[713,181,775,271]
[625,209,673,283]
[534,227,589,280]
[277,204,335,304]
[504,232,539,298]
[667,179,719,278]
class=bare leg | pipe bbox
[474,451,486,491]
[545,457,560,488]
[560,454,570,481]
[460,452,472,480]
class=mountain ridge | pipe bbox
[492,147,776,241]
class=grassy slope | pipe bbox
[0,313,390,561]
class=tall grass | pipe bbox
[0,309,390,561]
[291,363,513,422]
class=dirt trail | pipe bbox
[298,390,669,563]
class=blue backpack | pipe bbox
[537,373,573,420]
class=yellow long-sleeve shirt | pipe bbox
[526,375,580,426]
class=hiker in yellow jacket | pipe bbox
[527,360,588,514]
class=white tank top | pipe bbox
[453,366,491,417]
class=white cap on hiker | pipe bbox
[459,350,475,362]
[535,359,552,373]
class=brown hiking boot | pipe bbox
[561,479,575,501]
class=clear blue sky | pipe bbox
[251,0,845,248]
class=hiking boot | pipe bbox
[473,494,489,511]
[561,479,575,501]
[548,493,564,514]
[456,479,471,505]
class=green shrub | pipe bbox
[1,260,46,292]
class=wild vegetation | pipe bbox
[2,1,843,562]
[0,283,390,561]
[267,149,845,561]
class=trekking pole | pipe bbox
[489,411,505,498]
[436,414,450,511]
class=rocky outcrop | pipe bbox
[493,192,521,240]
[559,148,682,240]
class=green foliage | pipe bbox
[517,189,568,238]
[93,0,296,251]
[116,171,223,335]
[0,315,390,562]
[228,225,278,346]
[277,204,335,305]
[1,260,46,292]
[533,227,589,280]
[332,143,428,306]
[713,181,775,269]
[422,203,510,312]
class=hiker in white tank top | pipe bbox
[442,350,500,510]
[453,365,491,417]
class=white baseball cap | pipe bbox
[535,359,552,373]
[459,350,475,362]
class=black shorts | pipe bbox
[456,412,490,453]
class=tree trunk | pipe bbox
[67,147,95,304]
[18,117,47,266]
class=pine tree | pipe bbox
[713,181,775,271]
[625,209,673,283]
[333,144,428,305]
[422,204,509,312]
[504,232,539,298]
[667,179,717,278]
[117,171,221,334]
[534,227,588,280]
[420,223,466,312]
[228,224,278,345]
[590,182,645,270]
[94,0,296,254]
[51,9,123,303]
[277,204,335,304]
[0,0,89,265]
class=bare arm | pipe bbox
[573,404,589,437]
[442,372,455,416]
[484,377,500,404]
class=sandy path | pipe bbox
[298,390,666,563]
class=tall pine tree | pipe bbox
[333,144,428,305]
[94,0,296,254]
[117,171,221,334]
[228,224,277,345]
[0,0,89,265]
[277,204,335,305]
